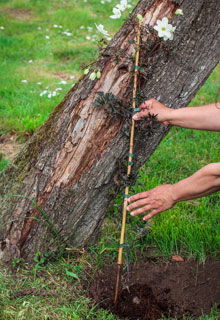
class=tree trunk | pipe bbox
[0,0,219,262]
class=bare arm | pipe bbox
[127,163,220,221]
[134,99,220,131]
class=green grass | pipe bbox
[0,0,219,319]
[0,0,126,134]
[0,258,116,320]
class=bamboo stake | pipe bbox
[114,19,142,305]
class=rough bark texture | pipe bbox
[0,0,219,261]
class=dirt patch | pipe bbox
[0,134,23,160]
[88,259,220,319]
[2,8,32,20]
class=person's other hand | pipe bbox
[127,185,175,221]
[133,98,172,125]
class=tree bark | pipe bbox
[0,0,219,262]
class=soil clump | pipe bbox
[88,259,220,319]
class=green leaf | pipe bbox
[84,68,89,75]
[65,269,80,281]
[137,14,144,22]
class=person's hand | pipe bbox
[127,184,176,221]
[133,98,172,125]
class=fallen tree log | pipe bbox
[0,0,219,261]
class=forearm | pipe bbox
[168,103,220,131]
[172,163,220,203]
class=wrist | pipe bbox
[160,108,176,125]
[164,108,177,125]
[170,183,181,204]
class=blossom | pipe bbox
[21,80,27,83]
[0,26,4,30]
[116,0,131,12]
[40,90,47,96]
[175,9,183,15]
[110,7,121,19]
[95,23,110,38]
[153,17,175,41]
[45,35,50,39]
[58,80,67,84]
[62,31,72,36]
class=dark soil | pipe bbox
[88,259,220,319]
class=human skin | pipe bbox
[127,99,220,221]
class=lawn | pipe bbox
[0,0,219,319]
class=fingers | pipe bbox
[130,204,152,216]
[133,110,150,120]
[143,209,159,221]
[128,191,150,204]
[133,98,155,120]
[127,198,149,211]
[140,99,153,110]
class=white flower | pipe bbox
[95,23,110,38]
[37,82,42,85]
[48,93,52,98]
[21,80,27,83]
[28,60,33,63]
[86,36,91,40]
[89,72,97,80]
[116,0,131,11]
[0,26,4,30]
[40,90,47,96]
[153,17,175,41]
[37,26,42,30]
[70,75,75,79]
[110,7,121,19]
[45,35,50,39]
[55,88,62,91]
[59,80,67,84]
[63,31,72,36]
[53,24,58,28]
[175,9,183,15]
[79,26,84,29]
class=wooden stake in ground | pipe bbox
[114,18,142,305]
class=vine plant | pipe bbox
[80,2,184,304]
